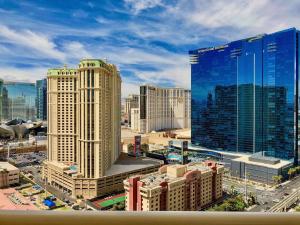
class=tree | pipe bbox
[210,195,247,211]
[248,192,256,206]
[272,175,283,185]
[295,166,300,175]
[288,168,296,179]
[230,185,237,196]
[141,143,149,153]
[127,144,134,152]
[111,202,125,211]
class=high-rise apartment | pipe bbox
[124,161,223,211]
[36,79,47,120]
[43,59,162,198]
[125,94,139,126]
[189,28,300,162]
[136,85,191,133]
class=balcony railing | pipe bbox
[1,211,300,225]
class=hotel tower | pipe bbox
[43,59,161,199]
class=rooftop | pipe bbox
[232,155,292,169]
[0,162,19,172]
[137,162,222,189]
[105,153,163,176]
[189,28,297,54]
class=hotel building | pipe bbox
[124,161,223,211]
[189,28,300,163]
[133,85,191,133]
[125,94,139,126]
[42,59,162,199]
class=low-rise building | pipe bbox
[42,153,163,198]
[124,161,224,211]
[171,141,293,185]
[0,162,19,188]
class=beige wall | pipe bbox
[125,164,224,211]
[77,61,121,178]
[47,68,77,163]
[0,168,19,188]
[43,160,161,199]
[138,86,191,133]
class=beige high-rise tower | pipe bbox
[47,66,78,163]
[77,60,121,178]
[43,59,161,199]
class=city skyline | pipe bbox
[2,0,300,215]
[1,0,300,98]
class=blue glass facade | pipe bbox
[4,81,36,120]
[36,79,47,120]
[190,28,299,162]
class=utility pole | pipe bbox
[7,143,10,160]
[244,165,248,203]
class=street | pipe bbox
[223,175,300,212]
[20,166,76,204]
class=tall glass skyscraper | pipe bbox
[4,81,36,121]
[36,79,47,120]
[189,28,299,162]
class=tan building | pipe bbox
[125,94,139,126]
[43,59,162,199]
[47,66,77,163]
[124,161,223,211]
[130,108,140,132]
[0,162,19,188]
[137,85,191,133]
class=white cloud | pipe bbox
[122,81,140,98]
[0,25,65,61]
[165,0,300,40]
[124,0,164,14]
[0,66,47,83]
[2,0,300,99]
[63,41,93,59]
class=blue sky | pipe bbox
[0,0,300,97]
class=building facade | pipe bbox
[36,79,47,120]
[136,85,191,133]
[130,108,140,132]
[0,162,19,188]
[189,28,300,162]
[43,59,162,199]
[47,66,78,163]
[125,94,139,126]
[0,79,3,121]
[4,81,36,121]
[2,87,9,121]
[124,161,223,211]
